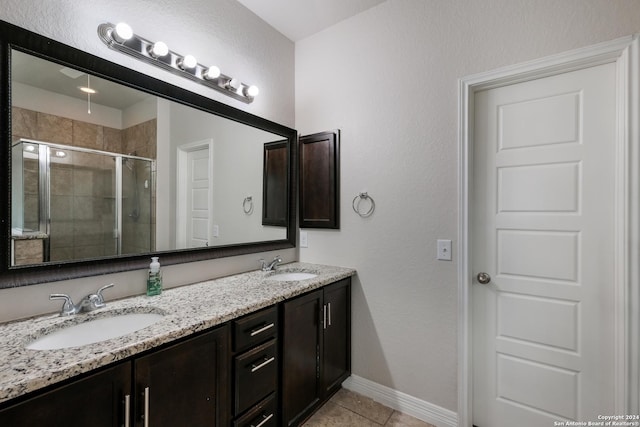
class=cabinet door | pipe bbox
[322,279,351,397]
[281,289,323,426]
[0,362,131,427]
[134,326,229,427]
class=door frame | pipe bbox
[176,139,214,249]
[457,35,640,426]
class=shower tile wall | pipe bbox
[11,107,157,263]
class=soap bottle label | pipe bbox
[147,271,162,296]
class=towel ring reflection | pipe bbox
[352,192,375,217]
[243,196,253,214]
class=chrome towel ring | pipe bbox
[352,192,375,217]
[243,196,253,214]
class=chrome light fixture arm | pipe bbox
[97,22,259,104]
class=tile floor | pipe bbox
[302,389,436,427]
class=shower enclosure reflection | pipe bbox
[11,140,154,264]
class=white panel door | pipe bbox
[472,63,617,426]
[186,147,210,247]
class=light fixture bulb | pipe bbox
[24,145,36,152]
[149,41,169,58]
[55,151,67,158]
[113,22,133,43]
[245,85,259,97]
[178,54,197,70]
[227,78,241,91]
[79,86,97,94]
[203,66,221,80]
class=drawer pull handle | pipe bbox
[251,356,275,372]
[143,387,150,427]
[323,304,327,330]
[124,394,131,427]
[249,322,275,337]
[251,412,274,427]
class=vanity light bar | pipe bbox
[97,22,259,104]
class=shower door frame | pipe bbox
[15,138,154,262]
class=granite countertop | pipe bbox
[0,262,355,404]
[11,233,49,240]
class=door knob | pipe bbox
[477,272,491,284]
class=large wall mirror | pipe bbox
[0,21,297,287]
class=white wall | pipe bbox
[296,0,640,413]
[0,0,295,322]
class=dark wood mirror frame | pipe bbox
[0,20,298,287]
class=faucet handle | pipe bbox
[95,283,114,305]
[50,293,77,316]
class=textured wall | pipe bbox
[296,0,640,412]
[1,0,294,126]
[0,0,295,322]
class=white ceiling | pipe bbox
[236,0,387,41]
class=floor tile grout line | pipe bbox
[382,409,395,426]
[331,399,386,426]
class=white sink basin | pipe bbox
[268,272,318,281]
[26,312,164,350]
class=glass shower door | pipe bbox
[120,157,153,255]
[48,147,117,262]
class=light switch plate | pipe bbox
[437,239,452,261]
[300,231,308,248]
[213,225,219,237]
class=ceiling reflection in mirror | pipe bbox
[10,50,287,267]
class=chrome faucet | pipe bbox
[50,284,114,316]
[260,255,282,272]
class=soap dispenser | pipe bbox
[146,256,163,296]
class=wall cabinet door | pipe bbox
[281,278,351,426]
[0,362,131,427]
[134,326,229,427]
[299,130,340,229]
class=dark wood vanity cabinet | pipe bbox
[0,326,229,427]
[134,326,229,427]
[281,278,351,426]
[321,280,352,396]
[231,306,279,427]
[0,362,131,427]
[0,279,352,427]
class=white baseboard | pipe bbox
[342,375,458,427]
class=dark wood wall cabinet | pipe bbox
[263,140,289,227]
[0,278,351,427]
[299,130,340,229]
[281,278,351,426]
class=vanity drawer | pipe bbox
[233,393,277,427]
[233,306,278,352]
[235,339,278,415]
